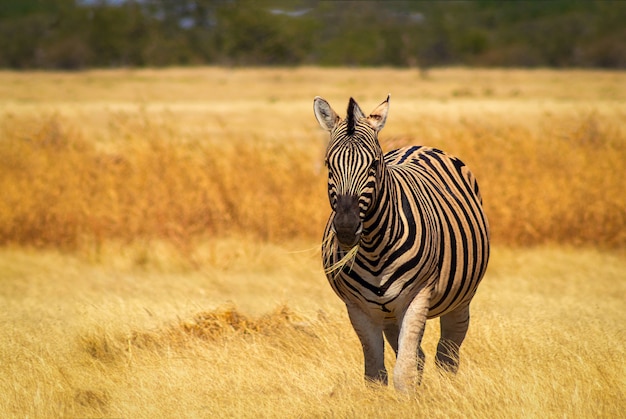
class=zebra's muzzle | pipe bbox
[332,221,362,250]
[332,194,363,250]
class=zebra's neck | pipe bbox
[361,166,399,249]
[360,165,438,261]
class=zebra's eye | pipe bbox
[369,159,379,173]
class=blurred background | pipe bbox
[1,1,626,251]
[2,0,625,70]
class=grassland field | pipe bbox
[0,67,625,417]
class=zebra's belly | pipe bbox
[327,266,437,321]
[328,263,478,322]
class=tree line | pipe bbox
[1,0,625,70]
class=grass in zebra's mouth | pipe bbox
[322,232,360,277]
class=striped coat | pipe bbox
[314,96,489,391]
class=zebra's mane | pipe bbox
[346,97,365,136]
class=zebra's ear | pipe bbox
[313,96,340,132]
[366,95,390,132]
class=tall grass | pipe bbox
[0,112,325,250]
[0,245,624,417]
[1,105,624,250]
[0,68,625,250]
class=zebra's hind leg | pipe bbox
[383,323,399,355]
[346,303,387,384]
[436,304,470,374]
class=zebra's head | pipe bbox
[313,95,389,250]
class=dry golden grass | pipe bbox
[1,67,625,249]
[0,112,323,248]
[1,68,625,417]
[0,243,624,417]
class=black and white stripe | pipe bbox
[314,96,490,391]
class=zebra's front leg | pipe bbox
[346,303,387,384]
[384,323,426,383]
[393,286,432,392]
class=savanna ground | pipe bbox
[0,67,625,418]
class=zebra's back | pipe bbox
[385,145,490,318]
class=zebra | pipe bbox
[313,95,490,392]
